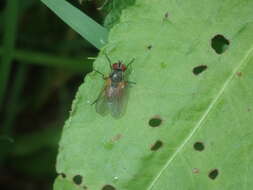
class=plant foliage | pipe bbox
[54,0,253,189]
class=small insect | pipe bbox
[92,54,135,118]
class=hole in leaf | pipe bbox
[149,117,162,127]
[193,142,204,151]
[73,175,83,185]
[102,184,116,190]
[211,34,229,54]
[236,72,242,77]
[150,140,163,151]
[208,169,219,180]
[60,173,66,178]
[193,65,207,75]
[147,45,152,50]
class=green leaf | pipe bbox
[41,0,108,49]
[54,176,80,190]
[103,0,135,28]
[55,0,253,189]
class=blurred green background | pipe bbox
[0,0,108,189]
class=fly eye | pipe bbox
[112,63,118,70]
[121,65,127,72]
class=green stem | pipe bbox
[0,48,93,72]
[2,64,28,135]
[0,0,19,110]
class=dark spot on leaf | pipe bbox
[211,34,229,54]
[102,184,116,190]
[236,72,242,77]
[160,62,167,68]
[248,108,251,112]
[192,168,200,174]
[149,117,162,127]
[164,12,169,18]
[193,65,207,75]
[193,142,204,151]
[147,45,152,50]
[73,175,82,185]
[208,169,219,180]
[60,173,66,178]
[83,185,88,190]
[150,140,163,151]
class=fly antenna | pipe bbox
[105,53,112,70]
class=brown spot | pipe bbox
[236,72,242,77]
[247,108,251,112]
[192,168,199,174]
[111,134,122,142]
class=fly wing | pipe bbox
[108,82,129,118]
[95,87,109,116]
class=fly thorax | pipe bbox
[111,71,123,83]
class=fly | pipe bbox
[92,54,135,118]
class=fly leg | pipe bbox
[91,95,101,105]
[91,84,106,105]
[125,58,135,76]
[91,87,105,105]
[92,70,106,105]
[126,58,135,69]
[127,81,136,84]
[91,98,99,105]
[126,81,136,87]
[105,53,113,70]
[94,69,106,79]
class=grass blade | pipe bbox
[41,0,108,49]
[0,64,27,164]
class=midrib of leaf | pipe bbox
[147,46,253,190]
